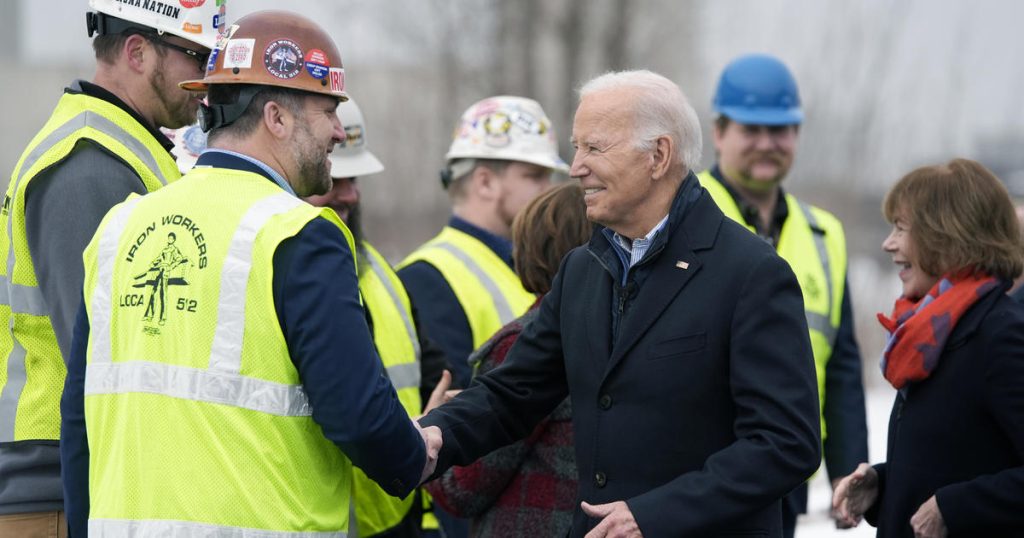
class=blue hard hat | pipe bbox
[712,53,802,126]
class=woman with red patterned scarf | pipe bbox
[425,182,590,538]
[832,159,1024,538]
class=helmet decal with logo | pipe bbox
[444,96,568,177]
[87,0,226,50]
[329,97,384,179]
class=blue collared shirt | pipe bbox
[610,215,670,269]
[197,148,297,196]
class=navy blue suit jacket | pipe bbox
[420,180,821,537]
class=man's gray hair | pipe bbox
[579,70,702,172]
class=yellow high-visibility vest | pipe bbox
[82,167,355,536]
[0,92,179,443]
[698,170,847,439]
[398,226,534,351]
[353,241,422,536]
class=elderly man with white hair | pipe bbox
[417,70,821,537]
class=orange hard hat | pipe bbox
[180,10,346,101]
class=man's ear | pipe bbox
[472,165,501,201]
[123,34,150,74]
[263,101,294,140]
[651,134,674,180]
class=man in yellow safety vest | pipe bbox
[60,10,440,537]
[697,53,869,538]
[0,1,221,534]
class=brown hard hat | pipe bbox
[180,10,346,101]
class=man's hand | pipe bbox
[421,370,459,416]
[832,462,879,529]
[910,495,947,538]
[582,500,642,538]
[412,420,442,484]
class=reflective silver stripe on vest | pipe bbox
[805,311,837,347]
[86,192,313,417]
[0,276,48,316]
[89,518,347,538]
[798,201,837,348]
[209,193,304,373]
[90,198,143,366]
[430,242,516,326]
[0,337,28,441]
[366,250,422,364]
[84,360,312,417]
[384,363,421,392]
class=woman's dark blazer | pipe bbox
[867,282,1024,537]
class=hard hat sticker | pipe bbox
[182,22,202,34]
[264,39,303,79]
[179,0,206,7]
[482,113,513,147]
[305,49,330,80]
[340,124,364,148]
[329,67,345,94]
[223,39,255,69]
[205,47,220,72]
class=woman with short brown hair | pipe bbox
[833,158,1024,537]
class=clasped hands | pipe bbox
[414,370,460,484]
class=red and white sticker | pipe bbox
[223,38,255,69]
[180,0,205,7]
[304,48,330,79]
[329,67,345,94]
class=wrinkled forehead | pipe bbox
[573,92,634,138]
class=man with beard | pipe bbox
[305,96,451,538]
[60,11,439,537]
[696,53,868,538]
[0,1,219,534]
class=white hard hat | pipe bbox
[329,97,384,178]
[87,0,226,50]
[445,96,568,174]
[163,123,208,174]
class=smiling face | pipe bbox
[569,89,658,238]
[882,215,940,301]
[289,95,344,197]
[713,119,797,194]
[147,36,210,129]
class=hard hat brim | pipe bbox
[717,106,803,126]
[178,78,349,102]
[445,152,570,175]
[329,151,384,179]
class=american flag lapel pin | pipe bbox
[675,260,689,270]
